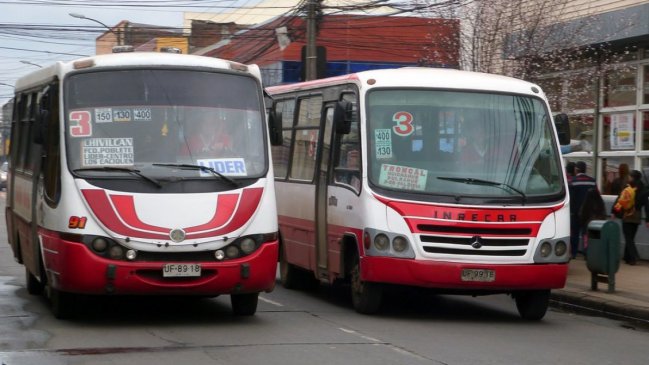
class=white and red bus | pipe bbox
[267,67,571,320]
[6,52,280,318]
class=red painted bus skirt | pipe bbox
[361,256,568,290]
[39,232,279,296]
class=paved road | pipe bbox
[1,192,648,365]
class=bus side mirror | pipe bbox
[554,113,570,146]
[268,109,283,146]
[334,100,353,135]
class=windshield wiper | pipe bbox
[73,166,162,188]
[153,163,239,187]
[437,176,527,204]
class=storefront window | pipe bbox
[642,112,649,150]
[644,65,649,104]
[535,77,562,112]
[602,113,636,151]
[566,72,596,110]
[568,114,594,153]
[564,157,594,177]
[604,65,637,107]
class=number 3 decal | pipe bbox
[69,111,92,137]
[392,111,414,136]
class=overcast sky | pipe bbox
[0,0,260,107]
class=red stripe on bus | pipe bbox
[184,193,239,233]
[185,188,264,239]
[109,194,170,233]
[82,189,169,239]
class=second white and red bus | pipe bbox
[266,67,570,320]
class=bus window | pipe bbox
[289,96,322,181]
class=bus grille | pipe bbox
[418,235,530,257]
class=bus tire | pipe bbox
[49,288,75,320]
[350,256,382,314]
[514,289,550,320]
[25,267,44,296]
[231,292,258,316]
[279,244,302,289]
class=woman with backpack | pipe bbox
[612,170,649,265]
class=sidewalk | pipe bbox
[551,257,649,323]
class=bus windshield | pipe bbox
[367,89,564,201]
[64,69,266,179]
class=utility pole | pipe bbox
[305,0,319,81]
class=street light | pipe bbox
[20,60,42,68]
[0,82,12,87]
[69,13,121,45]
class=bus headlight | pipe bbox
[125,249,137,261]
[92,237,108,252]
[540,241,552,257]
[109,245,124,259]
[555,241,567,256]
[374,234,390,251]
[215,250,225,260]
[240,237,256,254]
[225,245,240,258]
[392,236,409,252]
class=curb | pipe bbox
[550,290,649,325]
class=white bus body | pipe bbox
[6,52,278,318]
[267,68,570,320]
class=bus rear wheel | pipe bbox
[231,293,258,316]
[514,289,550,320]
[279,244,318,290]
[25,267,44,296]
[350,257,382,314]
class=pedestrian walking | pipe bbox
[579,188,607,255]
[612,170,649,265]
[568,161,597,259]
[609,163,630,196]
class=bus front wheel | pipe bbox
[514,289,550,320]
[231,293,258,316]
[48,288,75,320]
[350,257,382,314]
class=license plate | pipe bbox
[461,269,495,282]
[163,263,201,277]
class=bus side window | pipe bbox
[42,83,61,204]
[333,94,361,191]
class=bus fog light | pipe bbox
[240,238,256,254]
[392,236,408,252]
[215,250,225,260]
[374,234,389,251]
[92,238,108,252]
[125,250,137,261]
[540,241,552,257]
[555,241,567,256]
[225,246,240,258]
[109,245,124,259]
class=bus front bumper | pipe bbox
[361,256,568,290]
[40,235,279,296]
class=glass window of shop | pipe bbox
[568,114,595,153]
[566,72,597,110]
[536,77,562,112]
[602,113,636,152]
[604,65,637,107]
[642,111,649,150]
[644,65,649,104]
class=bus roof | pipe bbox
[14,52,261,92]
[266,67,546,99]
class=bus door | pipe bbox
[315,106,335,279]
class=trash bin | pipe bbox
[586,220,621,292]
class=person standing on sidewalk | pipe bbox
[612,170,649,265]
[579,188,607,256]
[569,161,597,259]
